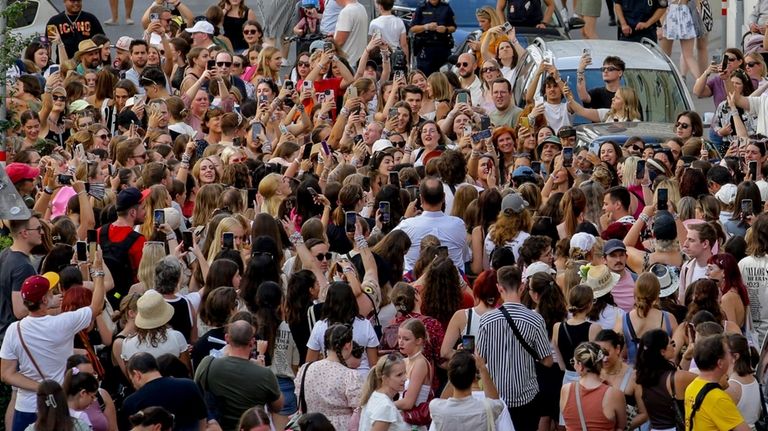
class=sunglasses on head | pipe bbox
[316,252,332,261]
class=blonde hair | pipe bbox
[191,157,221,186]
[137,242,167,288]
[451,186,479,219]
[607,87,640,121]
[207,216,246,262]
[252,47,279,83]
[427,72,452,102]
[258,173,283,217]
[220,146,246,165]
[475,6,503,27]
[360,353,405,406]
[635,272,660,318]
[621,156,640,187]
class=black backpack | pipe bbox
[98,224,141,309]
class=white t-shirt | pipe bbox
[369,15,406,49]
[307,317,379,373]
[120,328,188,361]
[484,229,530,263]
[739,255,768,346]
[0,307,93,413]
[359,390,410,431]
[335,1,369,66]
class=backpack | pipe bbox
[99,224,141,309]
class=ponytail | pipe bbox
[360,353,404,406]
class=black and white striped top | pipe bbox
[477,302,551,408]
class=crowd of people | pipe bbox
[2,0,768,429]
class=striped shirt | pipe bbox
[477,302,550,408]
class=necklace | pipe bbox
[65,10,83,28]
[603,362,623,376]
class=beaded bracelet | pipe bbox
[354,235,367,249]
[289,231,304,246]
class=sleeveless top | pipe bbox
[558,321,592,372]
[223,7,250,52]
[460,307,482,337]
[728,378,762,425]
[562,382,615,431]
[642,370,681,430]
[83,396,108,431]
[623,311,673,366]
[166,296,193,343]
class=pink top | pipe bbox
[612,269,636,313]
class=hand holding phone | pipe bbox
[345,211,357,233]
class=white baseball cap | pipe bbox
[186,21,214,35]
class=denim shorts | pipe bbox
[278,376,298,415]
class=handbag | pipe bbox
[401,360,435,426]
[755,377,768,431]
[700,0,713,32]
[287,361,315,431]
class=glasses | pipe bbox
[481,67,498,73]
[243,29,258,35]
[315,252,332,261]
[390,140,405,148]
[25,226,43,233]
[297,61,311,67]
[725,56,737,63]
[601,66,620,72]
[675,122,690,129]
[52,95,67,102]
[216,61,232,67]
[747,62,759,68]
[457,62,470,68]
[96,133,112,140]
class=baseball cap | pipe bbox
[21,275,50,303]
[116,187,143,212]
[715,183,737,205]
[113,36,133,51]
[371,139,393,153]
[603,239,627,255]
[186,20,214,34]
[512,166,535,178]
[501,193,529,214]
[653,210,677,241]
[309,40,325,53]
[6,163,39,184]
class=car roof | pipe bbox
[575,121,675,153]
[532,40,672,71]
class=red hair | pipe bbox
[62,286,93,312]
[473,269,500,307]
[708,253,749,307]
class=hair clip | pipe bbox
[71,367,80,375]
[45,394,57,408]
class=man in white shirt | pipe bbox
[334,0,369,67]
[679,222,716,303]
[456,53,482,106]
[368,0,408,55]
[1,267,105,430]
[395,177,469,272]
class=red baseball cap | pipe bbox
[6,163,39,184]
[20,275,50,303]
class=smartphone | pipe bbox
[48,64,60,75]
[462,124,472,137]
[531,161,541,174]
[58,174,73,185]
[279,124,289,135]
[150,12,160,21]
[223,232,235,249]
[722,55,729,71]
[461,335,475,353]
[345,211,357,233]
[636,159,646,179]
[379,201,391,223]
[284,80,294,91]
[321,140,331,156]
[308,187,318,197]
[407,185,419,201]
[323,41,334,52]
[657,188,668,211]
[436,245,449,258]
[76,241,87,262]
[154,209,165,226]
[394,70,404,81]
[480,115,491,131]
[502,22,513,33]
[247,188,258,209]
[749,160,758,179]
[107,164,115,177]
[388,107,398,118]
[302,143,313,160]
[583,48,591,57]
[251,122,263,141]
[46,24,57,38]
[348,86,358,99]
[456,92,469,105]
[471,129,492,143]
[562,147,573,168]
[389,171,400,188]
[324,89,333,99]
[207,59,216,70]
[361,176,371,192]
[87,229,97,257]
[303,80,312,90]
[182,231,194,252]
[742,199,753,215]
[711,55,720,65]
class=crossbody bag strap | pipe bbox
[688,382,720,431]
[561,320,574,347]
[499,305,540,361]
[574,383,588,431]
[466,308,473,336]
[298,361,315,414]
[17,322,45,380]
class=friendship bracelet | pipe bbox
[289,231,304,246]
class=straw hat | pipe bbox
[583,264,620,299]
[74,39,100,58]
[650,263,680,298]
[135,290,174,330]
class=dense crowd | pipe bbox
[2,0,768,429]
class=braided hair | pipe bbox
[324,324,353,368]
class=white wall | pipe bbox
[731,0,758,47]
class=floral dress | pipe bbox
[664,0,697,40]
[295,359,363,431]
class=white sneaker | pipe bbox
[104,18,118,25]
[125,18,134,24]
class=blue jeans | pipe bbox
[278,376,297,415]
[12,410,36,431]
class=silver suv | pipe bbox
[511,38,695,125]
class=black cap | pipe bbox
[116,187,142,212]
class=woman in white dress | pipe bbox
[359,354,410,431]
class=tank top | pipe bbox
[642,370,680,430]
[728,378,762,425]
[623,311,673,366]
[166,296,193,342]
[460,307,482,337]
[558,321,592,371]
[222,8,250,52]
[562,382,615,431]
[83,396,108,431]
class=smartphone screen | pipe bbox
[471,129,492,144]
[562,147,573,167]
[461,335,475,353]
[721,55,729,71]
[457,92,469,105]
[247,188,258,209]
[362,176,371,192]
[345,211,357,233]
[154,209,165,226]
[182,231,194,252]
[284,80,294,91]
[742,199,753,215]
[749,161,758,179]
[379,201,391,223]
[389,107,398,118]
[657,188,668,211]
[636,160,646,179]
[407,185,419,201]
[207,59,216,70]
[480,115,491,131]
[87,229,97,257]
[389,171,400,188]
[302,143,313,160]
[76,241,87,262]
[223,232,235,249]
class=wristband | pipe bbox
[354,234,368,249]
[44,187,53,195]
[166,232,177,241]
[90,270,105,278]
[289,231,304,246]
[339,107,349,117]
[181,153,191,164]
[639,213,650,224]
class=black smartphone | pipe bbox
[207,59,216,70]
[389,171,400,188]
[362,176,371,192]
[531,161,541,174]
[76,241,87,262]
[562,147,573,168]
[721,55,729,71]
[308,187,318,197]
[223,232,235,249]
[58,174,73,185]
[407,185,419,201]
[480,115,491,131]
[182,231,194,252]
[345,211,357,233]
[154,209,165,226]
[379,201,391,223]
[749,160,758,179]
[323,41,334,52]
[87,229,97,257]
[247,188,258,209]
[461,335,475,353]
[436,245,449,258]
[471,129,492,144]
[742,198,753,216]
[284,80,294,91]
[657,188,668,211]
[302,143,313,160]
[636,159,646,179]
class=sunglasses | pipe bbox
[390,140,405,148]
[601,66,620,72]
[481,67,498,73]
[243,29,258,35]
[52,95,67,102]
[96,133,112,139]
[456,62,470,68]
[747,62,759,68]
[316,252,332,261]
[216,61,232,67]
[675,122,690,129]
[297,61,311,67]
[725,56,737,63]
[233,62,243,67]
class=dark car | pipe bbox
[575,121,721,156]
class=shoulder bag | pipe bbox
[499,305,540,361]
[574,382,588,431]
[17,322,46,380]
[402,359,435,426]
[287,361,315,431]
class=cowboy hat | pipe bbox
[583,264,620,299]
[75,39,100,58]
[135,290,175,330]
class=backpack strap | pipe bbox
[466,308,473,336]
[688,382,721,431]
[624,313,639,344]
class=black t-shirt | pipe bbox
[411,1,456,46]
[0,249,36,343]
[192,326,226,370]
[46,11,105,59]
[616,0,666,26]
[121,377,206,431]
[584,87,615,109]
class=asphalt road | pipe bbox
[82,0,723,114]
